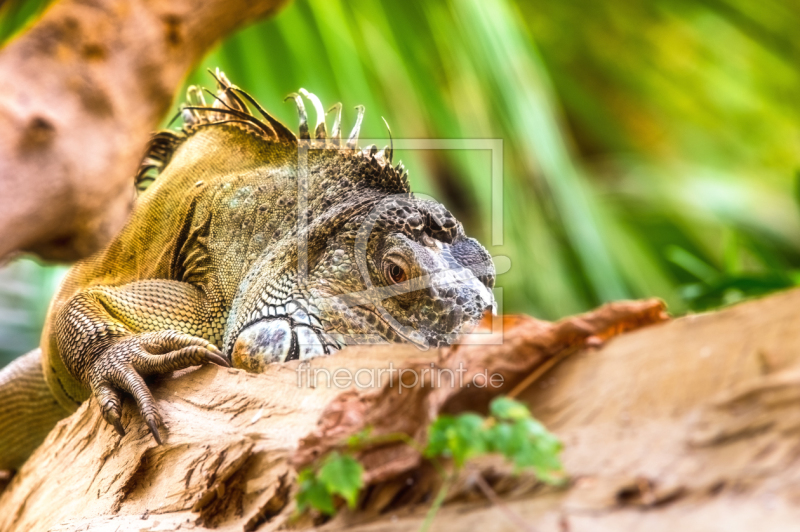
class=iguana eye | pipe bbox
[384,261,408,284]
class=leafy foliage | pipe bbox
[0,0,49,43]
[425,396,564,482]
[295,396,562,517]
[296,452,364,515]
[296,469,335,516]
[317,452,363,508]
[425,413,487,468]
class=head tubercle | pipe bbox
[136,69,410,196]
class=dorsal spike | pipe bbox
[180,106,196,126]
[183,86,204,125]
[231,88,297,142]
[186,85,207,107]
[135,130,181,193]
[299,88,327,141]
[327,103,343,146]
[346,105,366,149]
[206,69,249,113]
[376,145,391,163]
[285,93,309,140]
[381,117,393,163]
[223,88,249,113]
[215,68,230,88]
[184,105,275,138]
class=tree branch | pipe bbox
[0,300,666,530]
[0,0,288,261]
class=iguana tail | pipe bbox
[0,350,69,472]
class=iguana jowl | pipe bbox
[0,72,495,471]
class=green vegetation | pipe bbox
[2,0,800,366]
[294,396,563,518]
[425,396,563,480]
[296,452,364,515]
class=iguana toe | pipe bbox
[95,381,125,437]
[87,330,228,444]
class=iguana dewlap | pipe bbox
[0,72,495,472]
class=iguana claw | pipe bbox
[88,330,229,444]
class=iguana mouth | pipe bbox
[323,269,494,350]
[353,307,430,349]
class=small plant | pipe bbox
[294,396,563,518]
[425,396,564,483]
[295,451,364,516]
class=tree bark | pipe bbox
[333,289,800,532]
[0,300,666,531]
[5,290,800,530]
[0,0,288,262]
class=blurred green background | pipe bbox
[2,0,800,367]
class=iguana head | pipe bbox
[145,71,495,370]
[305,194,496,350]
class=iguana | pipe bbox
[0,72,495,472]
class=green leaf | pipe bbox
[426,397,564,483]
[489,396,531,421]
[318,452,364,509]
[506,418,563,482]
[425,413,487,468]
[424,414,457,459]
[296,469,336,515]
[484,421,515,455]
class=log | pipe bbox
[0,300,666,531]
[334,288,800,532]
[7,289,800,531]
[0,0,287,262]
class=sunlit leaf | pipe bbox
[318,452,364,509]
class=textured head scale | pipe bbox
[139,70,495,364]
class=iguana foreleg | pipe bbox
[54,280,229,442]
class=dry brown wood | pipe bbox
[331,288,800,532]
[0,0,288,262]
[9,289,800,531]
[0,299,665,531]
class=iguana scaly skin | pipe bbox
[0,72,495,472]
